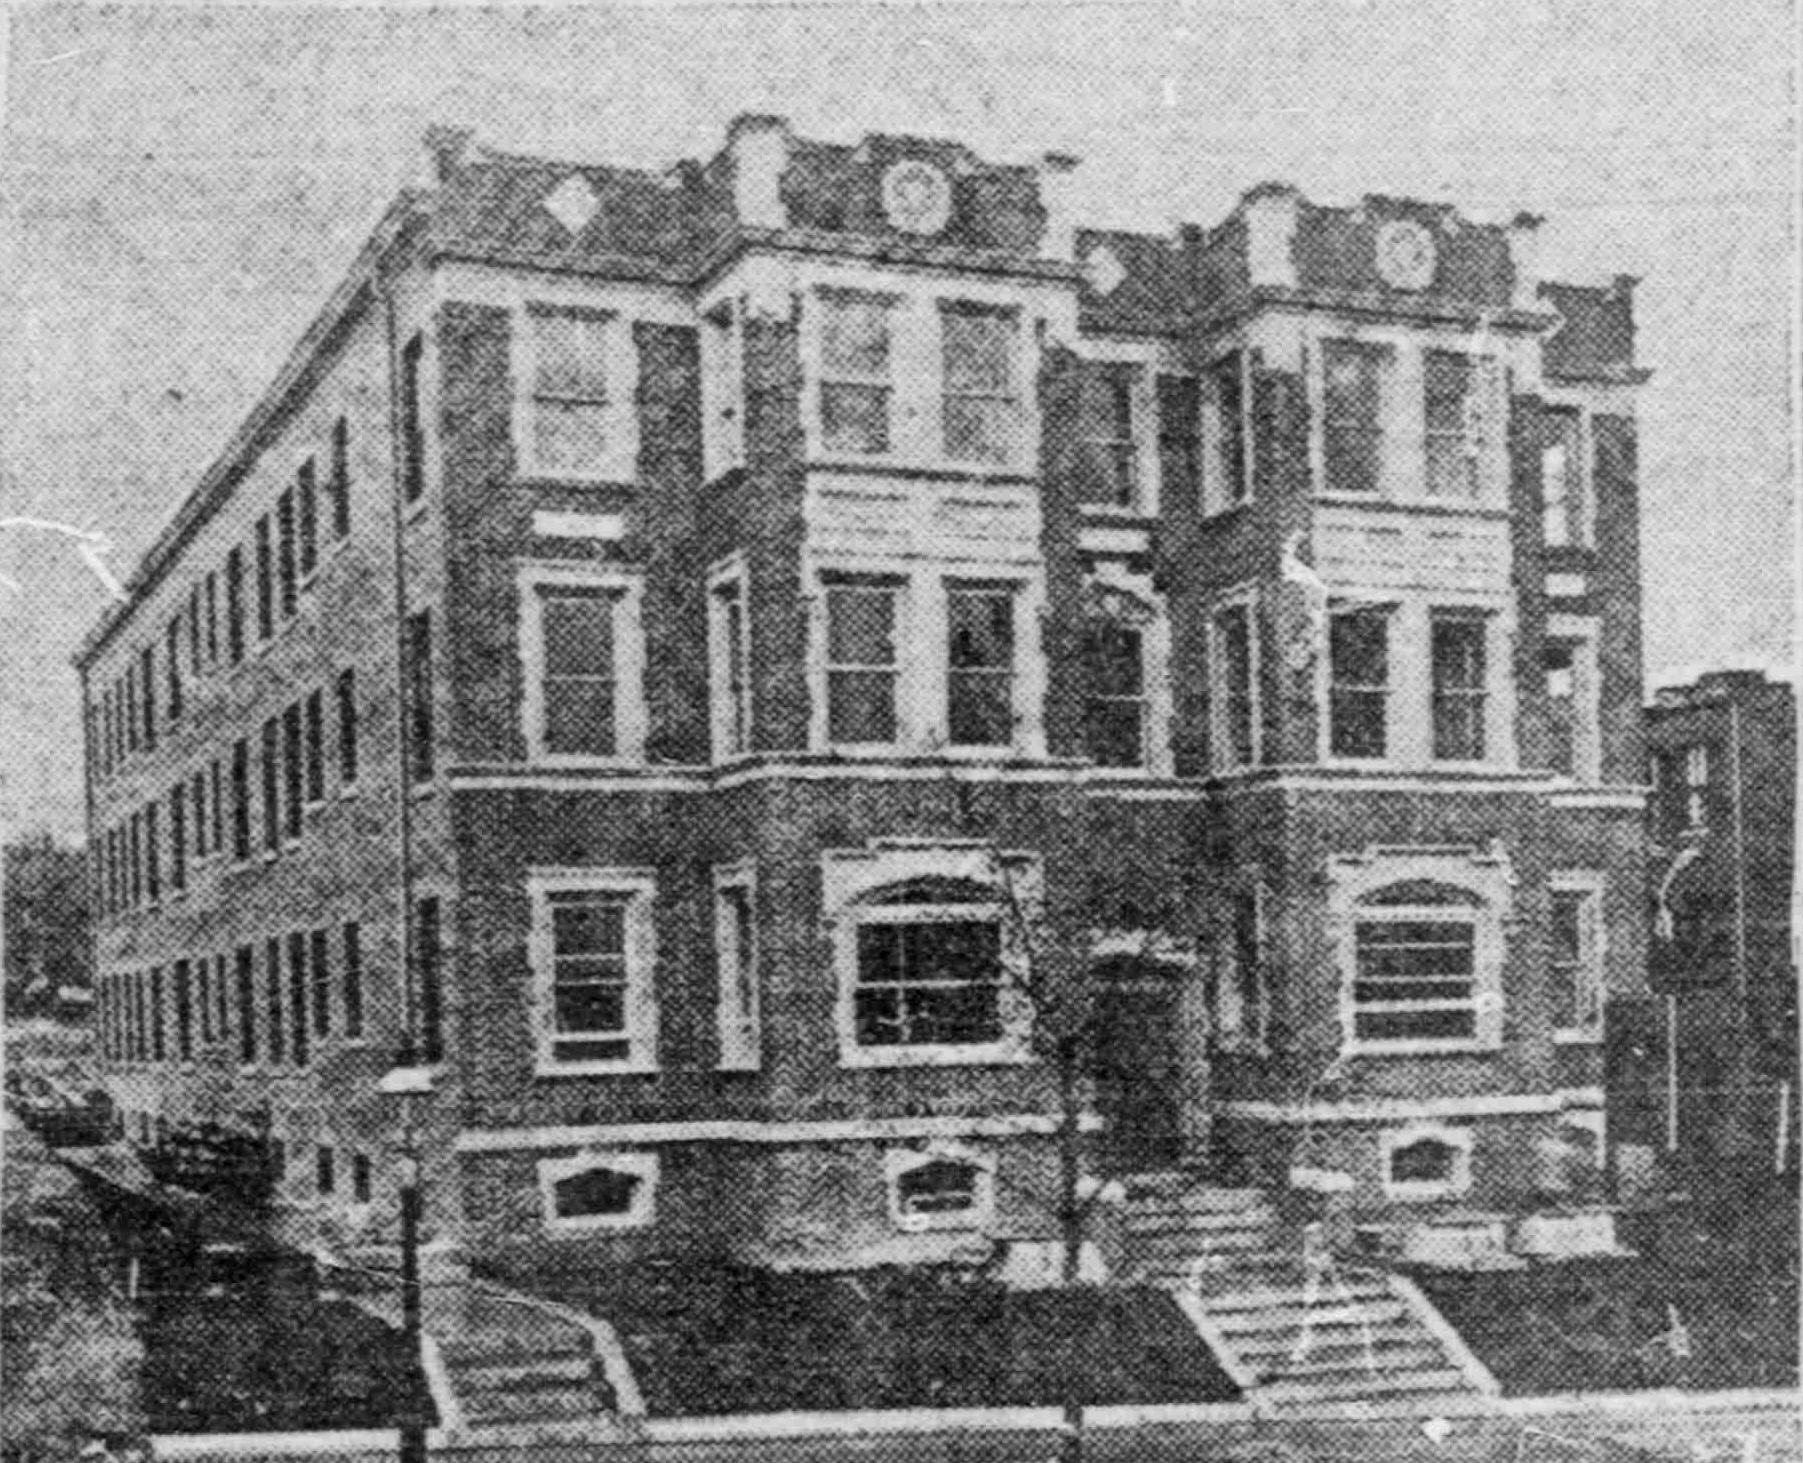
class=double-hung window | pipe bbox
[1541,409,1587,547]
[1077,362,1140,509]
[330,419,352,538]
[946,585,1016,747]
[1210,600,1258,771]
[1328,609,1391,759]
[1550,877,1604,1039]
[701,303,744,477]
[527,306,611,478]
[225,547,246,663]
[254,516,274,642]
[530,871,656,1074]
[1082,617,1147,769]
[1684,745,1709,828]
[941,304,1018,464]
[1207,351,1250,510]
[1430,612,1488,761]
[714,867,759,1070]
[165,620,183,725]
[824,580,902,746]
[276,487,298,619]
[819,293,893,455]
[708,569,752,759]
[282,703,304,840]
[1424,350,1487,500]
[297,459,319,578]
[336,669,359,787]
[1350,880,1489,1046]
[521,568,644,763]
[1322,340,1388,495]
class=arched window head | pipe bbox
[1360,879,1482,908]
[863,876,997,907]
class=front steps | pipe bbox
[1120,1172,1497,1419]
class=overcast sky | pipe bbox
[2,0,1794,842]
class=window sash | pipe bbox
[941,307,1019,463]
[1541,410,1585,547]
[1082,620,1146,769]
[825,584,901,745]
[1210,354,1249,506]
[1329,612,1390,758]
[1430,615,1487,761]
[821,296,893,454]
[1353,912,1479,1041]
[853,914,1004,1048]
[947,587,1016,747]
[544,889,635,1064]
[1323,341,1388,494]
[1077,364,1140,508]
[1551,889,1602,1031]
[1213,605,1256,768]
[537,588,618,757]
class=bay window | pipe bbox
[941,304,1019,463]
[1322,340,1389,495]
[820,293,893,454]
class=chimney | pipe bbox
[1509,211,1544,312]
[727,114,789,230]
[1038,152,1081,262]
[423,125,475,188]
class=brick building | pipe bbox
[1644,670,1797,1162]
[78,116,1652,1282]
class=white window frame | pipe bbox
[527,867,659,1076]
[1422,347,1506,502]
[1544,613,1601,782]
[884,1144,998,1233]
[824,843,1036,1070]
[1330,847,1510,1057]
[1684,743,1710,829]
[809,568,1047,759]
[517,563,646,766]
[1079,575,1172,777]
[700,298,745,480]
[1539,404,1593,549]
[713,862,760,1071]
[1201,347,1252,515]
[1208,585,1262,774]
[1380,1123,1473,1202]
[707,555,754,762]
[1070,348,1160,516]
[1549,871,1606,1044]
[538,1149,658,1233]
[513,301,639,484]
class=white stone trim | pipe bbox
[884,1142,997,1233]
[525,866,658,1076]
[1379,1121,1474,1201]
[1222,1091,1567,1124]
[538,1148,658,1233]
[531,509,624,541]
[455,1111,1101,1154]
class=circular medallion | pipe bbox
[882,160,953,236]
[1375,219,1436,291]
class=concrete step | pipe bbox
[1202,1279,1395,1314]
[460,1386,598,1426]
[1258,1368,1469,1405]
[1232,1318,1426,1357]
[1124,1212,1278,1240]
[440,1333,591,1367]
[1249,1343,1449,1381]
[1121,1175,1269,1209]
[1210,1299,1411,1335]
[453,1355,593,1391]
[1125,1227,1277,1257]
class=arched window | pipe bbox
[1352,879,1488,1046]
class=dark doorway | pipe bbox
[1089,955,1188,1174]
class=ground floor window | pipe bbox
[538,1150,658,1232]
[885,1145,996,1232]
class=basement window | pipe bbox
[885,1147,996,1233]
[1381,1125,1472,1202]
[539,1151,658,1232]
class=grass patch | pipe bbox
[541,1262,1238,1416]
[1410,1208,1797,1397]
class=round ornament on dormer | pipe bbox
[882,159,953,236]
[1375,219,1436,290]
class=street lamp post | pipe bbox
[378,1058,435,1463]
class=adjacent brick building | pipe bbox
[78,116,1653,1282]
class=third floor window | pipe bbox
[820,293,893,455]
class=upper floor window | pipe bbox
[297,459,319,578]
[701,302,744,478]
[336,669,360,787]
[946,584,1016,747]
[1322,340,1389,495]
[164,619,183,726]
[1550,876,1604,1039]
[225,547,246,664]
[940,304,1019,464]
[1076,362,1140,509]
[520,567,645,764]
[825,580,902,747]
[405,610,435,783]
[330,419,352,539]
[528,870,658,1074]
[714,866,759,1070]
[1328,608,1391,759]
[138,647,157,750]
[400,333,426,502]
[1684,744,1709,828]
[1082,614,1147,769]
[254,516,274,642]
[1423,350,1495,501]
[1541,408,1588,547]
[276,487,298,619]
[204,572,219,667]
[708,567,752,760]
[820,293,893,455]
[415,896,444,1065]
[1205,351,1251,511]
[1430,612,1488,762]
[525,306,612,479]
[1210,599,1259,772]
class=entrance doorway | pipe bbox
[1089,955,1200,1174]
